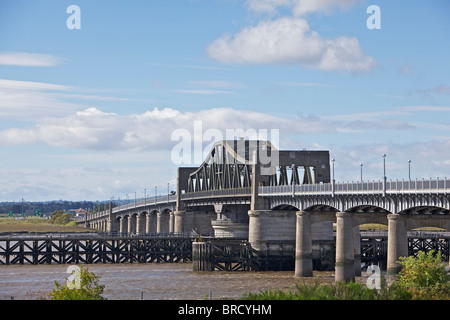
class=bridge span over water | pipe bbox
[77,140,450,282]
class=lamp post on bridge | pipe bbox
[360,163,363,182]
[331,158,335,196]
[408,160,411,181]
[382,154,387,197]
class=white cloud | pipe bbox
[176,89,236,95]
[0,79,84,120]
[0,52,65,67]
[0,107,331,151]
[207,17,376,72]
[0,104,427,153]
[291,0,357,16]
[0,78,69,91]
[0,78,143,120]
[246,0,357,16]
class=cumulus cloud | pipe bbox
[0,105,424,153]
[0,107,327,151]
[207,11,375,72]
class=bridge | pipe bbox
[77,140,450,282]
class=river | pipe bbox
[0,263,340,300]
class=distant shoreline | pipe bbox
[0,217,92,234]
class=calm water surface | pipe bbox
[0,263,339,300]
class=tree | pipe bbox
[49,210,73,225]
[49,266,106,300]
[396,250,450,300]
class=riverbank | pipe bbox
[0,217,93,234]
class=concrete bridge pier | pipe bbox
[353,225,361,277]
[136,213,146,235]
[107,218,118,233]
[174,210,215,235]
[119,216,127,234]
[387,214,408,276]
[146,213,157,233]
[128,214,136,234]
[174,211,185,234]
[248,210,296,255]
[335,212,355,282]
[295,211,313,277]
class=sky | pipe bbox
[0,0,449,202]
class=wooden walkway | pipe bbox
[0,235,192,265]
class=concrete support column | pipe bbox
[295,211,313,277]
[353,225,361,277]
[136,214,146,235]
[174,211,185,233]
[106,219,113,233]
[157,212,169,233]
[248,210,296,254]
[335,212,355,282]
[146,213,157,234]
[119,217,127,234]
[128,215,136,234]
[387,214,408,276]
[169,211,174,234]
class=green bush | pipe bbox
[241,279,387,300]
[241,250,450,300]
[49,265,106,300]
[396,250,450,300]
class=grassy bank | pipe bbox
[241,250,450,300]
[0,217,93,234]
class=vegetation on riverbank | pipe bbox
[242,250,450,300]
[49,266,106,300]
[0,210,92,234]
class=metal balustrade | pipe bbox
[180,187,252,200]
[258,177,448,196]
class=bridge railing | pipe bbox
[111,194,177,213]
[181,187,252,200]
[259,177,449,196]
[76,194,178,222]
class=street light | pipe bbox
[382,154,387,197]
[360,163,363,182]
[331,159,335,182]
[408,160,411,180]
[331,159,336,197]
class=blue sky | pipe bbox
[0,0,449,201]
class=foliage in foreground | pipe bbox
[396,250,450,300]
[242,250,450,300]
[49,265,106,300]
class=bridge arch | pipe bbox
[136,211,148,234]
[271,204,299,211]
[116,215,127,233]
[146,210,158,233]
[158,208,173,233]
[397,206,450,231]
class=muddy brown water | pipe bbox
[0,263,372,300]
